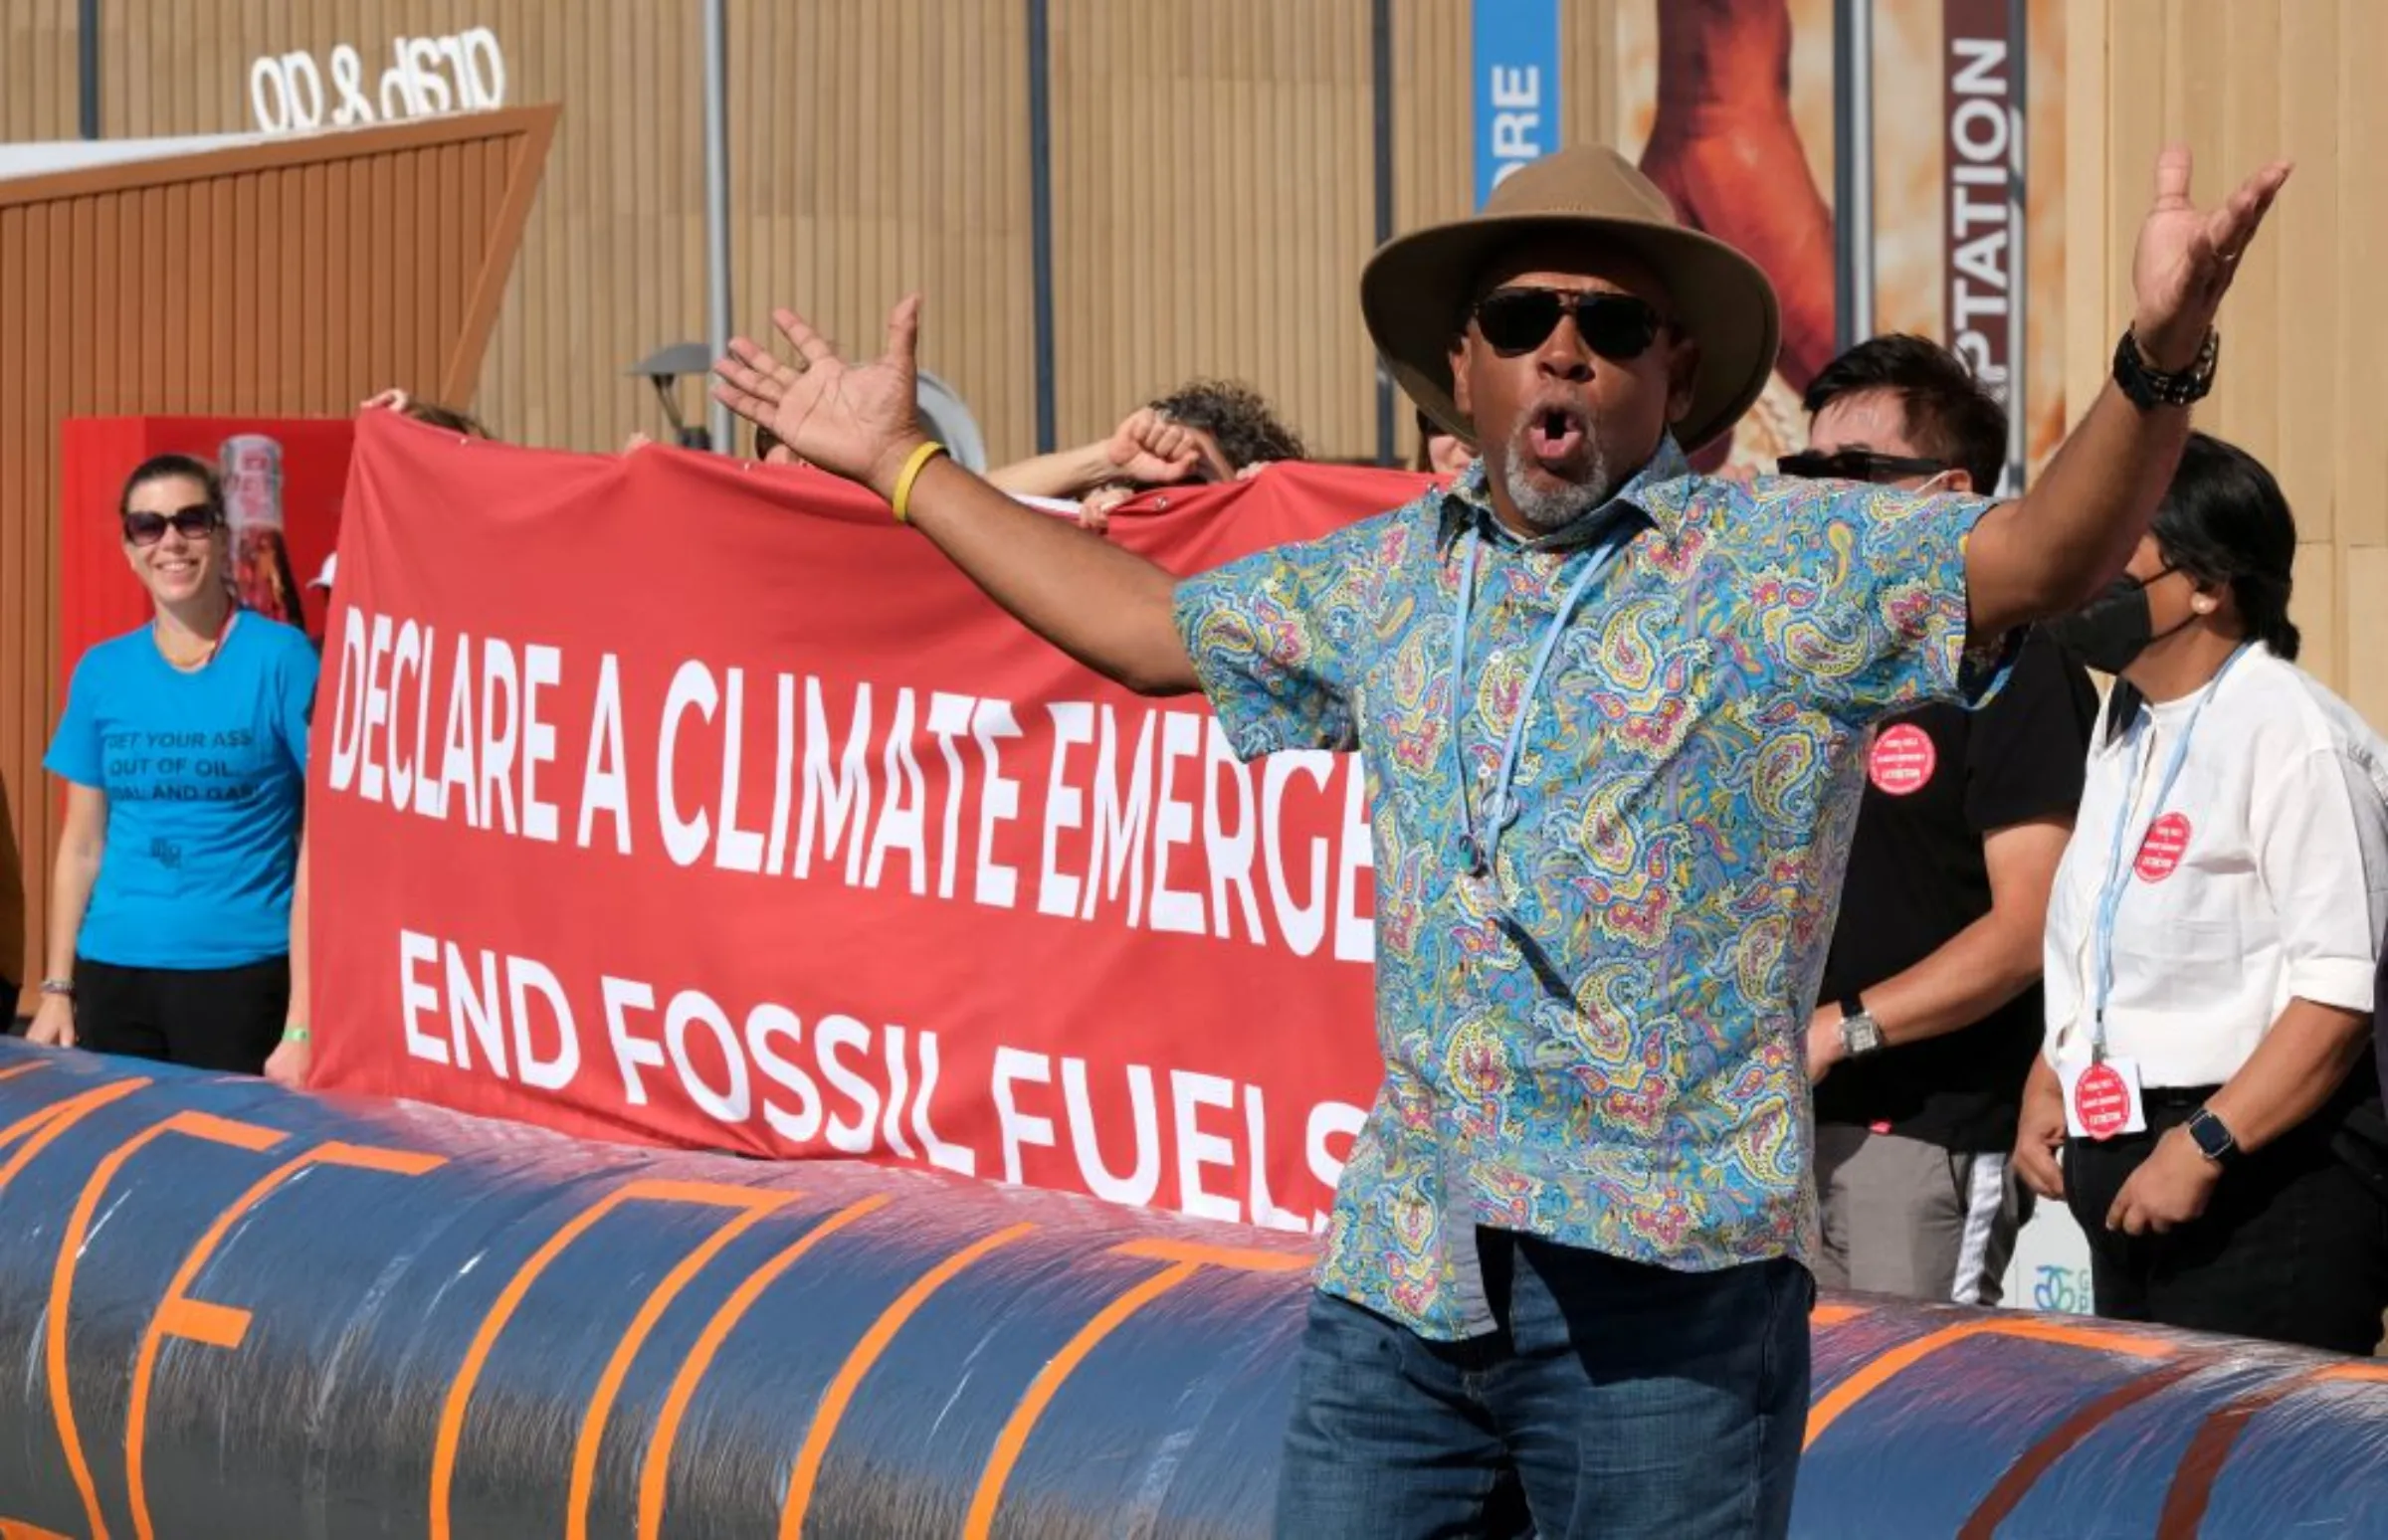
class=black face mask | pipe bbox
[2046,568,2184,673]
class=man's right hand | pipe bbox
[712,297,930,500]
[26,994,75,1050]
[2014,1061,2068,1200]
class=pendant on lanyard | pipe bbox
[2085,643,2250,1063]
[1449,512,1638,878]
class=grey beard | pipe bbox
[1499,429,1617,534]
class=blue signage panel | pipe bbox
[1474,0,1561,205]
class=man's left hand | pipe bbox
[2104,1125,2220,1236]
[1804,1010,1844,1084]
[2128,146,2291,370]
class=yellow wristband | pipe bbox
[891,441,948,525]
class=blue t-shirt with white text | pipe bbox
[45,616,317,969]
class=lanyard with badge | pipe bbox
[1448,509,1639,879]
[2062,642,2250,1140]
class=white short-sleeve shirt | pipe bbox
[2044,645,2388,1087]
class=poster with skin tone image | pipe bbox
[1615,0,2064,485]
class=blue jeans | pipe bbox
[1275,1230,1811,1539]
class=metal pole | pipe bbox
[78,0,100,139]
[702,0,733,453]
[2004,0,2028,492]
[1029,0,1058,454]
[1832,0,1875,349]
[1371,0,1396,465]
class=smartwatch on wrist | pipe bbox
[1837,996,1887,1059]
[2186,1106,2242,1170]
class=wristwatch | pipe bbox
[1837,996,1887,1059]
[2185,1107,2242,1170]
[2112,326,2220,411]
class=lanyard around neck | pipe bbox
[1449,512,1638,877]
[2088,642,2250,1059]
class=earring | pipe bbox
[2192,597,2215,614]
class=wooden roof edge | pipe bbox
[0,104,564,208]
[442,104,562,405]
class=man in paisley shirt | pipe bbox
[716,142,2288,1539]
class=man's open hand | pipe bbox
[713,297,928,498]
[2129,146,2290,370]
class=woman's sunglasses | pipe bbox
[1776,449,1950,484]
[121,505,222,546]
[1473,288,1666,361]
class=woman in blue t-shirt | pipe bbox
[27,454,317,1081]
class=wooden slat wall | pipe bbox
[0,110,553,998]
[25,0,1636,467]
[84,0,697,452]
[724,0,1034,467]
[1044,0,1377,461]
[2065,0,2385,725]
[1,1,81,141]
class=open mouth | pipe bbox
[1525,405,1589,473]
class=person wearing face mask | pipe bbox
[1786,336,2097,1307]
[2019,432,2388,1353]
[27,456,319,1084]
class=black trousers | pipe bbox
[74,955,289,1074]
[2066,1087,2388,1356]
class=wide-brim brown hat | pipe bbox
[1362,145,1780,453]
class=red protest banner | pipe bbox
[310,412,1429,1234]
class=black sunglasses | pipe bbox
[1776,449,1950,484]
[121,504,221,546]
[1473,288,1666,361]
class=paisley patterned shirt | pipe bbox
[1172,438,2005,1340]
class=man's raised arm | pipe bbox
[1965,146,2291,640]
[712,297,1201,696]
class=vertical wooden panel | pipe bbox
[1392,0,1474,463]
[82,194,108,408]
[2,0,82,141]
[2270,0,2333,546]
[2061,0,2111,431]
[2214,0,2281,468]
[2103,0,2164,354]
[209,176,238,407]
[1047,0,1375,460]
[2291,540,2339,704]
[722,0,1031,465]
[1560,0,1614,149]
[2335,0,2388,553]
[2347,547,2388,734]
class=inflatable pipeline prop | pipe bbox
[0,1042,2383,1539]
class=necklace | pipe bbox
[155,605,237,673]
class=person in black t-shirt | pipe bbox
[1785,336,2098,1304]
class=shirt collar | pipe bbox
[1436,434,1693,552]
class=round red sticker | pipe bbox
[2134,812,2193,882]
[1869,724,1937,796]
[2073,1062,2133,1140]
